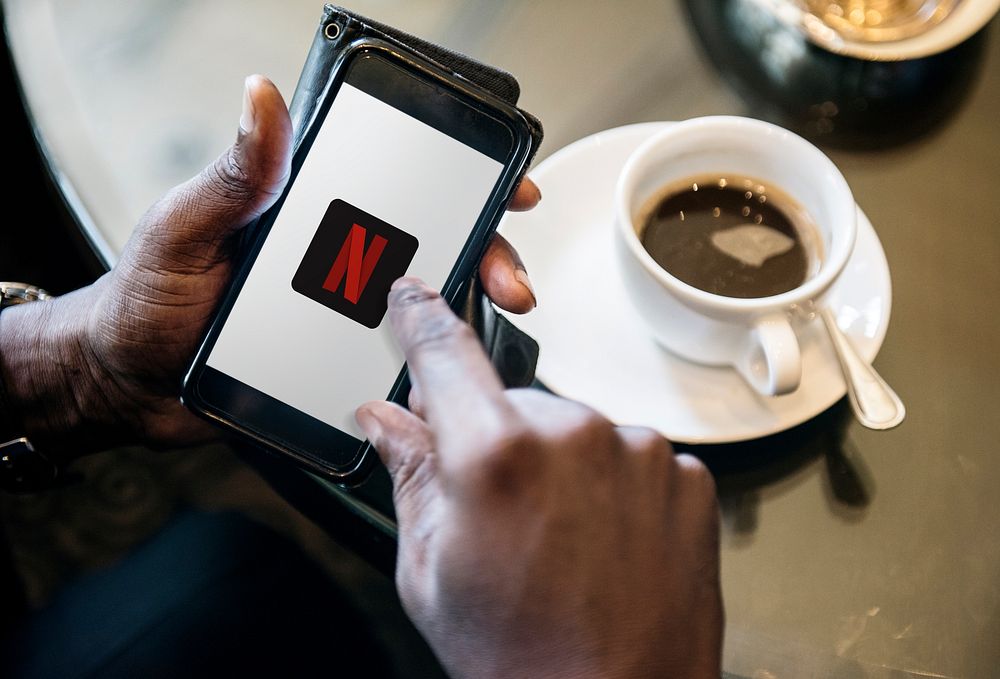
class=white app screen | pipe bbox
[206,83,504,438]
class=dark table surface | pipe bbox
[4,1,999,676]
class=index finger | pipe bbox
[386,277,509,440]
[507,176,541,212]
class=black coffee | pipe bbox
[639,175,819,299]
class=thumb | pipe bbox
[128,74,293,270]
[356,401,439,524]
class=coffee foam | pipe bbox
[711,224,795,268]
[638,174,825,279]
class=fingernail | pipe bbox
[532,181,542,204]
[355,406,383,441]
[514,267,537,308]
[391,276,425,292]
[239,76,257,134]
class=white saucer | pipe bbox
[497,123,892,445]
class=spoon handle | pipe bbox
[820,307,906,430]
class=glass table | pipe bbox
[4,0,998,676]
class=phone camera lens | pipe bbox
[324,23,341,40]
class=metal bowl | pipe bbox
[683,0,996,147]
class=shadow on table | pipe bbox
[680,399,875,538]
[0,509,396,679]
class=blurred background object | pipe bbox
[799,0,959,43]
[686,0,998,146]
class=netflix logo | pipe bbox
[293,199,419,328]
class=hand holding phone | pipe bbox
[183,39,540,482]
[3,70,538,468]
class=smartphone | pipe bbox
[182,40,535,484]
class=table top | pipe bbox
[4,0,999,676]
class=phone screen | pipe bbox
[201,53,515,443]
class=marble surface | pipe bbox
[4,0,739,259]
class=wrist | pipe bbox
[0,283,128,461]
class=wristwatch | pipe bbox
[0,282,60,492]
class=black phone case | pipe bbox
[290,6,543,392]
[184,6,543,486]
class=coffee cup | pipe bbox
[614,116,857,396]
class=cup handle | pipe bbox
[736,313,801,396]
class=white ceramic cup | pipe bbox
[614,116,857,396]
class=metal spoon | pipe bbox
[819,306,905,430]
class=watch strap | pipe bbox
[0,284,61,492]
[0,286,25,444]
[0,438,59,493]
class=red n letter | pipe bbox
[322,224,388,304]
